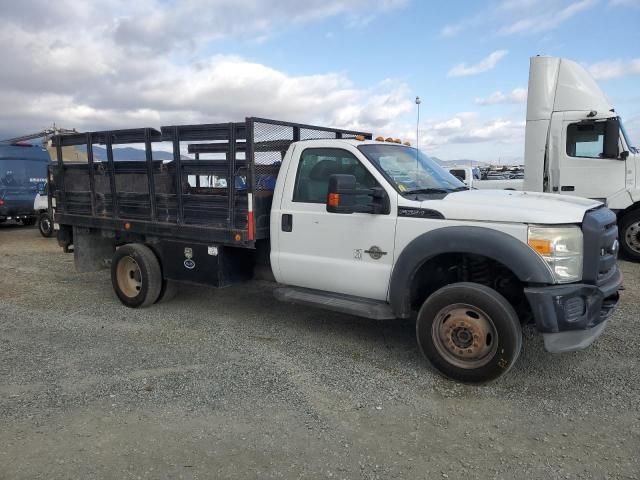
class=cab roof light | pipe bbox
[394,138,402,144]
[375,136,385,142]
[403,141,411,146]
[354,135,366,141]
[385,137,394,143]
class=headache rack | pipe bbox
[50,117,371,247]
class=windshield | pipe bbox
[358,144,465,194]
[620,119,637,153]
[0,159,48,190]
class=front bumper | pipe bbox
[524,267,622,353]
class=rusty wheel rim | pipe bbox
[116,256,142,298]
[431,303,498,369]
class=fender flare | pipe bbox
[389,226,554,318]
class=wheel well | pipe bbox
[617,201,640,220]
[409,253,532,324]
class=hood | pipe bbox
[423,189,601,224]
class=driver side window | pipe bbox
[293,148,377,204]
[566,122,606,159]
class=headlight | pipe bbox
[528,226,583,283]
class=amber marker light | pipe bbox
[327,193,340,208]
[528,238,552,256]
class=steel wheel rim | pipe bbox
[116,256,142,298]
[624,221,640,253]
[40,217,51,234]
[431,303,498,369]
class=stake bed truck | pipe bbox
[49,118,622,383]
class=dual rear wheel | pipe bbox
[111,244,177,308]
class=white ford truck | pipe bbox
[447,166,522,190]
[49,118,622,383]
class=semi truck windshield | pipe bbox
[358,144,465,194]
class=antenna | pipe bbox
[415,96,421,172]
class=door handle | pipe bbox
[282,214,293,232]
[561,186,575,192]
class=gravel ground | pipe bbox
[0,223,639,480]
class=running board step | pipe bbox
[274,287,396,320]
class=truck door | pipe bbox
[273,146,397,301]
[556,115,626,201]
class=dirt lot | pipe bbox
[0,224,638,480]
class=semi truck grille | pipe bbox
[582,207,618,286]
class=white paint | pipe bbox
[524,55,640,212]
[270,139,601,301]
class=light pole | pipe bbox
[415,96,421,149]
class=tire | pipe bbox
[38,213,54,238]
[155,279,179,304]
[619,210,640,262]
[21,218,36,226]
[111,244,162,308]
[416,282,522,384]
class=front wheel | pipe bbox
[619,210,640,262]
[111,244,162,308]
[416,282,522,384]
[38,213,54,237]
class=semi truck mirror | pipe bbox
[603,118,620,159]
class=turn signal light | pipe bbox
[124,222,131,230]
[528,239,552,256]
[328,193,340,208]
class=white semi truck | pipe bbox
[49,118,621,384]
[516,56,639,260]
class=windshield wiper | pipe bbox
[403,188,450,195]
[451,186,470,191]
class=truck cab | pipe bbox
[523,56,640,260]
[49,118,622,384]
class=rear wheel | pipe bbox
[416,282,522,384]
[111,244,162,308]
[620,210,640,262]
[155,279,179,304]
[38,213,53,237]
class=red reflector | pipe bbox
[328,193,340,208]
[0,199,4,206]
[247,211,255,241]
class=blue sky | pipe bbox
[1,0,639,162]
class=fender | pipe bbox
[389,226,555,318]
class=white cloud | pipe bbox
[448,50,509,77]
[417,112,525,150]
[499,0,595,35]
[475,88,527,105]
[587,59,640,80]
[441,0,596,38]
[0,1,410,139]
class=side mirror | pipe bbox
[326,174,389,214]
[603,117,620,159]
